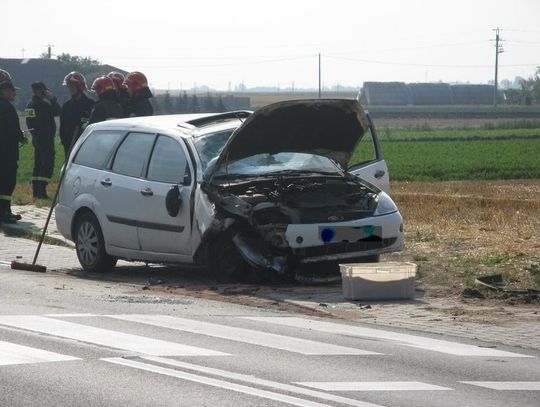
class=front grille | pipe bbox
[293,237,398,257]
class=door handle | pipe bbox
[140,188,153,197]
[100,178,112,187]
[374,170,386,179]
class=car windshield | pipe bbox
[193,130,234,171]
[212,152,342,178]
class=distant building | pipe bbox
[360,81,499,105]
[0,58,126,110]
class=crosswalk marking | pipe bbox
[0,340,80,367]
[243,317,531,358]
[0,315,228,357]
[296,382,452,391]
[141,356,386,407]
[460,381,540,390]
[103,357,334,407]
[106,314,380,356]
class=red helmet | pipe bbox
[0,69,17,90]
[63,71,88,91]
[91,76,115,97]
[123,71,148,92]
[107,71,126,91]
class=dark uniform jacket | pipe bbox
[117,88,130,118]
[89,91,124,124]
[59,92,94,149]
[128,87,154,117]
[0,97,24,167]
[25,96,61,140]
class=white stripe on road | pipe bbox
[0,316,227,357]
[104,357,333,407]
[460,381,540,390]
[107,314,379,356]
[0,340,79,366]
[296,382,452,391]
[142,356,386,407]
[243,317,530,358]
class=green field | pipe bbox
[17,138,65,183]
[15,129,540,185]
[378,127,540,142]
[376,139,540,181]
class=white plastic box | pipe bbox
[339,262,417,300]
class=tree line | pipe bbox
[153,91,229,114]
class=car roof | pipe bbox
[86,111,251,139]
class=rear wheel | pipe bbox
[74,213,117,273]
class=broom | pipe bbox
[11,126,79,273]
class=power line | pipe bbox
[325,55,539,69]
[121,55,315,69]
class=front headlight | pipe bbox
[373,192,398,216]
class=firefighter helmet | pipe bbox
[107,71,126,91]
[123,71,148,92]
[0,69,17,90]
[62,71,88,91]
[91,76,115,97]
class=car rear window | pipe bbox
[73,130,123,169]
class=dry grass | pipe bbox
[386,180,540,298]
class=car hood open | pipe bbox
[209,99,370,177]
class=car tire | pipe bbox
[207,236,247,282]
[74,212,117,273]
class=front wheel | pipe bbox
[206,236,247,282]
[74,213,117,273]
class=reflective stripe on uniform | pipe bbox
[25,108,36,118]
[0,195,12,202]
[31,176,51,182]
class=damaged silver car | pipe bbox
[55,99,403,281]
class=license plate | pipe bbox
[318,225,382,243]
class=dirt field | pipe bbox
[386,179,540,300]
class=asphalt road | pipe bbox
[0,265,538,407]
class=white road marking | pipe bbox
[44,313,100,317]
[107,314,379,356]
[142,356,386,407]
[0,340,79,366]
[296,382,452,391]
[0,315,227,357]
[103,357,333,407]
[244,317,531,358]
[460,381,540,390]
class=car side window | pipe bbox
[112,132,156,178]
[147,135,190,184]
[73,130,123,169]
[349,128,378,167]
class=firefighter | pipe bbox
[59,71,94,159]
[89,76,123,124]
[25,82,61,199]
[0,69,25,223]
[123,71,154,117]
[107,71,129,117]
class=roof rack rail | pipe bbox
[185,110,252,127]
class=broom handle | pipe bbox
[32,126,80,265]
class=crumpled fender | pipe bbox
[232,232,287,275]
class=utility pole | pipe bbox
[318,53,322,98]
[21,48,26,58]
[46,43,54,59]
[492,28,504,106]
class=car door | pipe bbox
[93,131,156,250]
[348,119,391,194]
[136,134,194,257]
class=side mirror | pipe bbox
[165,185,182,217]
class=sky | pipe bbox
[1,0,540,90]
